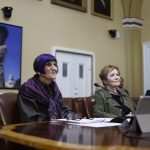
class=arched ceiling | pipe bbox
[121,0,143,18]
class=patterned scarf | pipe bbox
[19,75,63,119]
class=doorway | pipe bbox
[51,46,95,97]
[143,42,150,94]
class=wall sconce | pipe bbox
[108,29,120,38]
[1,6,13,19]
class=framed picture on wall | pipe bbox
[51,0,87,12]
[0,22,22,89]
[91,0,113,20]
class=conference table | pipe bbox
[0,119,150,150]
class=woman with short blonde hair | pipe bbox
[93,65,136,118]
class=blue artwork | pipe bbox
[0,22,22,89]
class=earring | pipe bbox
[36,72,40,75]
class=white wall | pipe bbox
[0,0,126,93]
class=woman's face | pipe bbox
[105,68,120,88]
[41,61,57,81]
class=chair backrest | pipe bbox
[0,92,20,126]
[82,96,95,119]
[132,97,139,105]
[72,98,85,118]
[63,96,95,119]
[63,97,74,110]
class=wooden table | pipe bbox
[0,120,150,150]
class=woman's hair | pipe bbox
[119,76,124,88]
[33,53,57,74]
[99,65,120,85]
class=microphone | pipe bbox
[94,83,104,87]
[94,83,103,88]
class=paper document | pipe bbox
[57,118,121,127]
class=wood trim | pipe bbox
[0,122,150,150]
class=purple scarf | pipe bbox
[19,75,63,119]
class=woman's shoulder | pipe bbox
[96,87,109,92]
[95,88,110,96]
[118,88,129,96]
